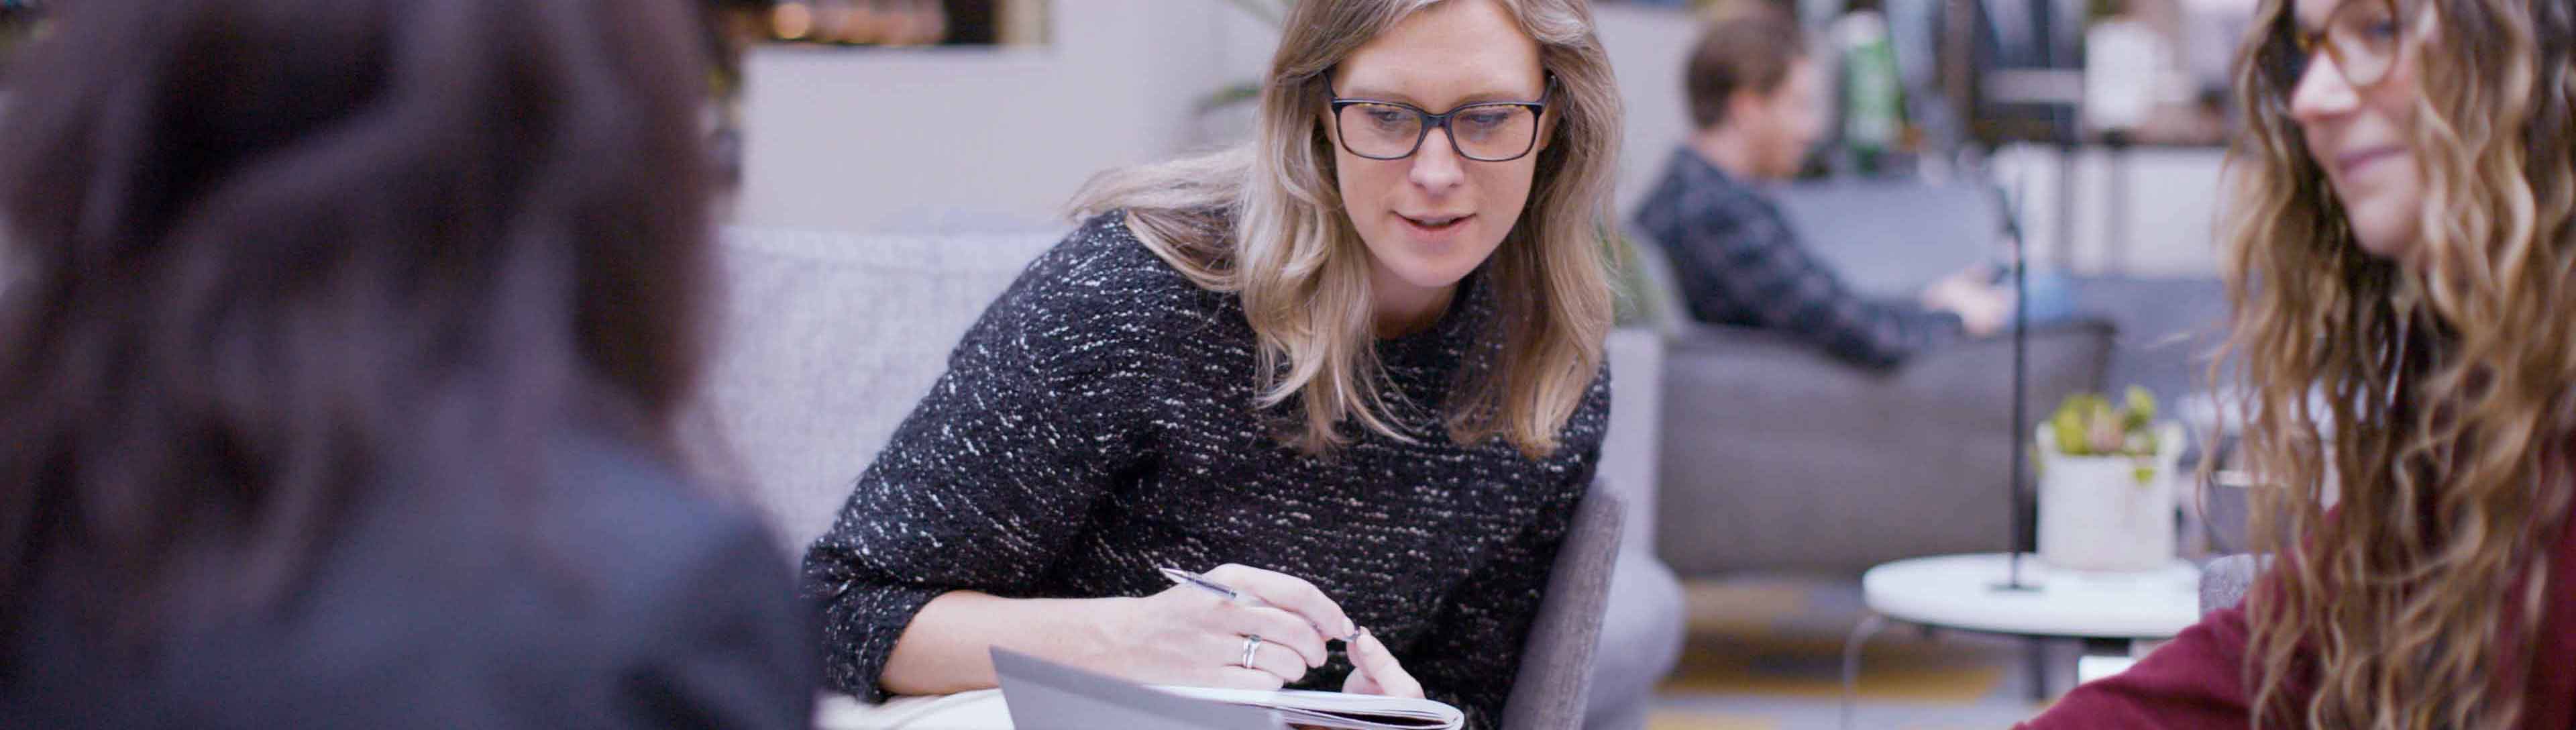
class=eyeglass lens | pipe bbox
[1336,102,1540,162]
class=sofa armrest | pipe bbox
[1503,484,1623,730]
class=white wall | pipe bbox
[1992,143,2226,277]
[736,1,1271,233]
[737,1,1695,233]
[1595,3,1699,220]
[736,1,2222,278]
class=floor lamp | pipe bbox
[1996,170,2037,593]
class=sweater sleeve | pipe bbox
[798,236,1155,702]
[1401,374,1608,730]
[2016,597,2255,728]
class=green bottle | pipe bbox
[1839,12,1904,174]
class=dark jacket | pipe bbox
[2,434,816,729]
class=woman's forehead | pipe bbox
[1334,62,1544,104]
[1333,0,1545,103]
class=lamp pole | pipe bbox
[1998,168,2036,592]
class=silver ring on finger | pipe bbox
[1239,635,1263,670]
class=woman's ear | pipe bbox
[1538,107,1558,152]
[1536,72,1562,152]
[1317,69,1346,149]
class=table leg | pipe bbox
[2073,637,2145,686]
[2026,636,2050,702]
[1841,613,1890,730]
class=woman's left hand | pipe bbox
[1340,627,1424,698]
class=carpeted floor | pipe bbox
[1645,576,2070,730]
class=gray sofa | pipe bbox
[691,225,1678,729]
[1652,319,2114,573]
[1628,179,2119,574]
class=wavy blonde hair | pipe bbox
[1070,0,1619,458]
[2219,0,2575,725]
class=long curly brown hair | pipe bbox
[2220,0,2575,725]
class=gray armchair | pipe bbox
[1503,486,1625,729]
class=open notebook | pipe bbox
[991,648,1464,730]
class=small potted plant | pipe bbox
[2035,386,2185,572]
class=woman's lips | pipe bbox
[2337,146,2403,178]
[1398,213,1473,241]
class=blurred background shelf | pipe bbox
[714,0,1050,48]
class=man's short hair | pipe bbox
[1684,5,1811,130]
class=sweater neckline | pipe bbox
[1375,268,1491,370]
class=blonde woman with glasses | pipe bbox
[2022,0,2575,726]
[801,0,1622,727]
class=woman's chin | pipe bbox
[1371,242,1492,294]
[1394,258,1482,293]
[2349,209,2422,263]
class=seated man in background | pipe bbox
[1633,5,2014,368]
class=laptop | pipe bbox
[990,648,1285,730]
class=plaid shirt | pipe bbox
[1631,148,1964,368]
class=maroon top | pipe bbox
[2021,503,2576,729]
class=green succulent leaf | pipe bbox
[2047,387,2163,458]
[2053,411,2090,456]
[2123,386,2156,430]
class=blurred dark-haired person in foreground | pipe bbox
[0,1,814,727]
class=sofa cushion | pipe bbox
[694,226,1066,558]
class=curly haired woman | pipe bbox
[2023,0,2575,727]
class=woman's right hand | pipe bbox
[1088,564,1359,690]
[1921,266,2014,337]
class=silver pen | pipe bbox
[1156,566,1359,642]
[1157,566,1265,607]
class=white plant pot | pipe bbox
[2037,422,2185,572]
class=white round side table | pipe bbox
[1843,552,2202,712]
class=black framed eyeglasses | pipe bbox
[1326,78,1551,162]
[2265,0,2403,101]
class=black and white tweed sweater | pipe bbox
[801,212,1609,729]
